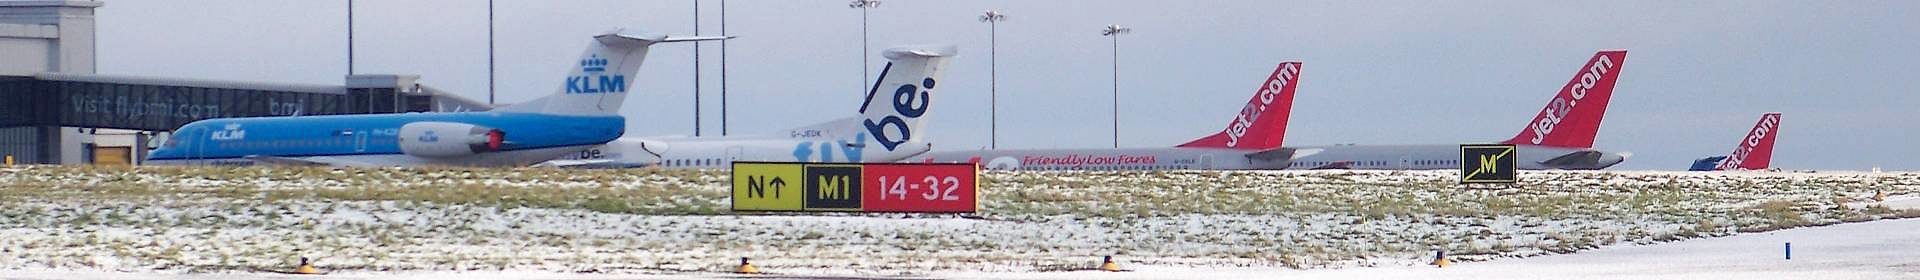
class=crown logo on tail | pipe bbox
[581,54,608,73]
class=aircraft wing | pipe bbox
[1538,150,1604,169]
[1310,160,1354,170]
[242,155,337,166]
[1689,156,1728,171]
[536,159,652,169]
[1243,147,1297,161]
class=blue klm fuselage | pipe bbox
[148,111,623,166]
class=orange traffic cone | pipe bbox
[1874,190,1888,202]
[736,257,759,274]
[1100,256,1122,272]
[294,257,320,274]
[1431,251,1453,268]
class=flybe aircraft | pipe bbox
[1690,112,1782,171]
[539,45,956,169]
[913,62,1304,171]
[146,30,726,167]
[1284,50,1631,170]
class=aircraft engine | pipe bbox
[637,139,670,158]
[398,122,505,157]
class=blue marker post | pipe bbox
[1785,242,1792,260]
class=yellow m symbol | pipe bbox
[1466,148,1513,180]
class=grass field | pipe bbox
[1,166,1914,276]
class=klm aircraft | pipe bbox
[147,30,726,167]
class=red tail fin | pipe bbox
[1716,112,1782,170]
[1502,50,1627,148]
[1179,62,1301,150]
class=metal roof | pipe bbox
[34,72,345,94]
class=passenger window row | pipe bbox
[1016,164,1180,171]
[215,138,358,150]
[1287,159,1462,168]
[663,158,732,168]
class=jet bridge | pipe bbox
[0,74,491,164]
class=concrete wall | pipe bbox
[0,1,98,74]
[0,23,55,76]
[0,0,99,164]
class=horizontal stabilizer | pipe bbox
[658,35,734,42]
[883,45,959,58]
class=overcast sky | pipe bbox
[89,0,1919,170]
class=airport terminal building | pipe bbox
[0,1,486,165]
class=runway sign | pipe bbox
[732,163,806,211]
[802,164,865,211]
[731,162,979,213]
[1460,144,1517,184]
[861,164,979,213]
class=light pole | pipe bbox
[693,0,702,136]
[720,0,729,135]
[1101,25,1130,148]
[848,0,880,93]
[346,0,354,76]
[487,0,494,105]
[979,10,1006,149]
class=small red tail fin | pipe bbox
[1503,50,1627,148]
[1716,112,1782,170]
[1179,62,1301,150]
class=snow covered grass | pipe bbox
[1,166,1916,277]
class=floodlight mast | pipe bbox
[980,10,1007,149]
[849,0,882,97]
[1101,25,1131,148]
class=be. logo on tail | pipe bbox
[1227,63,1301,147]
[1529,55,1616,145]
[566,54,626,94]
[864,77,935,151]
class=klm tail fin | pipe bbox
[1179,61,1302,150]
[1503,50,1627,148]
[852,45,957,152]
[498,30,729,116]
[1715,112,1782,170]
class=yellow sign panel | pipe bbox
[1460,144,1517,184]
[732,163,805,211]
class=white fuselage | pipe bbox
[914,147,1291,171]
[1283,144,1628,170]
[551,135,933,169]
